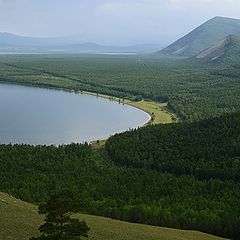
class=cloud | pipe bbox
[168,0,240,9]
[0,0,239,44]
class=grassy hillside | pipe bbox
[159,16,240,57]
[194,35,240,64]
[0,192,227,240]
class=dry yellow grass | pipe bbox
[0,192,227,240]
[125,100,176,125]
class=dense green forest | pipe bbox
[0,112,240,239]
[0,54,240,121]
[106,112,240,181]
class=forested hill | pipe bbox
[106,111,240,181]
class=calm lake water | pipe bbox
[0,83,150,145]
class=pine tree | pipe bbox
[30,190,90,240]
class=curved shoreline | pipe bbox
[0,80,175,145]
[0,81,152,143]
[77,90,176,125]
[0,79,175,124]
[0,79,152,125]
[79,90,152,126]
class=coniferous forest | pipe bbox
[0,112,240,239]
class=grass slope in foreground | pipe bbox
[0,192,227,240]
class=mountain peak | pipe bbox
[210,16,240,21]
[159,16,240,57]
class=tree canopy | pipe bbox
[30,191,90,240]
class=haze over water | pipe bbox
[0,83,150,145]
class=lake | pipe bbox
[0,83,150,145]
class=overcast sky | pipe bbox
[1,0,240,45]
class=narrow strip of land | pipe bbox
[82,91,177,147]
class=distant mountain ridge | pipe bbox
[194,35,240,63]
[159,16,240,57]
[0,32,162,54]
[0,32,64,47]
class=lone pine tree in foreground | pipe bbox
[30,191,90,240]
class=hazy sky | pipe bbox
[1,0,240,45]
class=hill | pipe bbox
[193,35,240,63]
[159,16,240,57]
[0,192,227,240]
[106,111,240,182]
